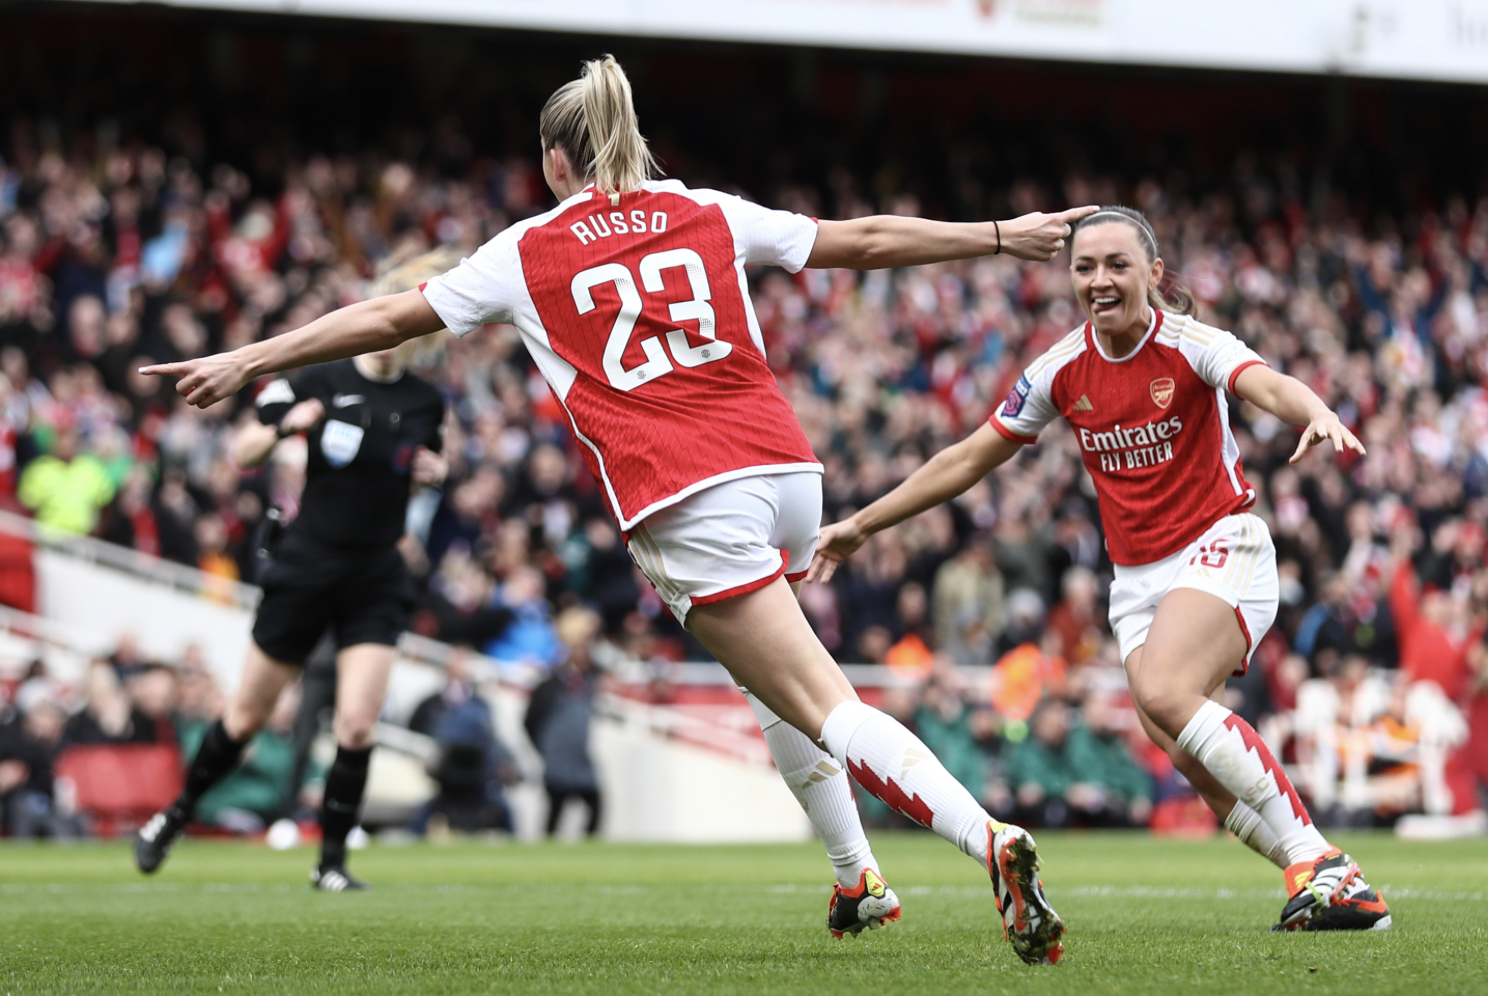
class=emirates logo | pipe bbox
[1150,377,1175,409]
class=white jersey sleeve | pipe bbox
[1160,312,1268,393]
[991,334,1077,443]
[677,184,818,273]
[419,225,527,338]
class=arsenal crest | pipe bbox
[1150,377,1175,409]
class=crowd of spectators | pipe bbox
[0,640,248,838]
[2,101,1487,836]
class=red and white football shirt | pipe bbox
[422,180,822,530]
[992,309,1267,566]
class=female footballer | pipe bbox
[809,206,1390,933]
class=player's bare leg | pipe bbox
[688,577,1064,964]
[1131,588,1389,931]
[136,643,298,873]
[742,579,898,937]
[312,643,396,892]
[1125,652,1285,868]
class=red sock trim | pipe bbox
[1222,714,1312,826]
[846,757,935,828]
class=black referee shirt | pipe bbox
[256,359,445,549]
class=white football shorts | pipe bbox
[1109,512,1279,675]
[625,470,822,627]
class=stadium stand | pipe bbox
[1,6,1485,840]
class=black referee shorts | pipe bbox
[252,533,415,666]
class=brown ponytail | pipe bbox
[539,56,658,196]
[1071,205,1197,317]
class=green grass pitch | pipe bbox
[1,831,1484,995]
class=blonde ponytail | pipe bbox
[539,55,657,196]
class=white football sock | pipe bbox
[1178,701,1329,865]
[819,700,993,868]
[1223,800,1287,869]
[745,690,877,887]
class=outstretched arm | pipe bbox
[142,290,444,409]
[806,207,1098,269]
[807,422,1023,583]
[1232,365,1366,465]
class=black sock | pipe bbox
[319,745,372,869]
[170,719,248,824]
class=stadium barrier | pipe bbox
[0,516,813,841]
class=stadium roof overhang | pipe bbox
[63,0,1488,86]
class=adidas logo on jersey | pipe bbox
[1072,395,1094,412]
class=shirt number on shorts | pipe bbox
[1191,540,1229,570]
[570,248,731,392]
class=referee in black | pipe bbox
[136,252,452,890]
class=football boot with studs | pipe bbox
[827,868,902,938]
[986,820,1065,965]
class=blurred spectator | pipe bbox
[999,696,1150,828]
[1046,567,1105,666]
[486,564,561,670]
[127,663,180,745]
[1389,527,1481,704]
[17,426,115,534]
[409,649,517,833]
[63,660,157,745]
[412,546,513,647]
[988,598,1067,724]
[912,666,987,795]
[0,698,84,838]
[884,583,935,680]
[1066,690,1153,826]
[525,607,604,836]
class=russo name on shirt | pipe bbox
[570,210,670,246]
[1078,416,1183,473]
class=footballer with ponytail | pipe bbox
[539,55,658,196]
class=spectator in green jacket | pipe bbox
[1002,695,1152,828]
[1066,690,1153,827]
[913,670,989,798]
[17,427,116,535]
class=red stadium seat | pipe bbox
[54,744,183,838]
[0,528,36,613]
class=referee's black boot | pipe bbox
[311,864,372,892]
[135,808,187,874]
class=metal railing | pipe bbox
[0,509,262,609]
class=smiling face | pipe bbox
[1070,220,1164,338]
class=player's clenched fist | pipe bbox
[1000,206,1100,262]
[141,352,254,409]
[806,518,869,584]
